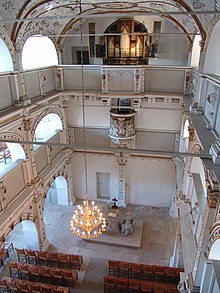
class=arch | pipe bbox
[203,19,220,75]
[0,28,16,70]
[0,212,38,247]
[208,224,220,260]
[45,176,68,206]
[32,108,64,143]
[0,133,27,173]
[22,34,58,70]
[0,132,28,158]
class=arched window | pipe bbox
[0,142,25,174]
[22,35,58,70]
[191,35,201,67]
[34,113,63,149]
[209,238,220,260]
[204,20,220,75]
[0,38,13,72]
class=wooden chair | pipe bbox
[15,248,27,263]
[29,283,42,293]
[0,279,7,292]
[37,251,49,267]
[50,268,63,286]
[5,279,19,292]
[166,283,179,293]
[166,267,179,285]
[40,266,52,283]
[130,263,142,280]
[116,277,128,293]
[28,265,40,282]
[58,253,69,269]
[154,266,166,283]
[9,262,19,278]
[61,270,77,288]
[40,285,53,293]
[128,278,140,293]
[153,282,166,293]
[16,281,30,293]
[118,261,130,278]
[26,250,38,265]
[18,263,29,280]
[69,254,80,270]
[108,260,120,276]
[48,252,58,267]
[141,264,154,281]
[139,280,153,293]
[104,275,115,293]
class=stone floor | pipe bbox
[0,202,178,292]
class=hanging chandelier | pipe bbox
[70,199,107,239]
[70,1,106,239]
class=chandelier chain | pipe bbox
[79,0,88,195]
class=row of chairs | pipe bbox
[8,262,78,288]
[15,248,83,271]
[104,275,179,293]
[0,277,70,293]
[108,261,183,285]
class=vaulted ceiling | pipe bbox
[0,0,219,45]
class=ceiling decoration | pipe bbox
[0,0,218,45]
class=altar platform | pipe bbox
[85,207,144,248]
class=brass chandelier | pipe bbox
[70,199,107,239]
[70,3,106,239]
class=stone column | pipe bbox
[33,196,49,251]
[117,153,127,207]
[101,69,108,93]
[64,158,75,206]
[0,181,7,211]
[56,68,64,91]
[14,44,31,106]
[169,157,185,217]
[23,118,39,184]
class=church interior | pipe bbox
[0,0,220,292]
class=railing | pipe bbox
[0,65,194,112]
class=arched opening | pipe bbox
[44,176,69,244]
[34,113,63,150]
[45,176,68,206]
[5,220,39,250]
[0,142,26,174]
[204,20,220,75]
[191,35,201,67]
[190,157,206,193]
[209,238,220,260]
[22,35,58,70]
[0,38,13,72]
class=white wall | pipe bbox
[71,153,176,208]
[149,20,188,66]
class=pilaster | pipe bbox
[116,153,127,207]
